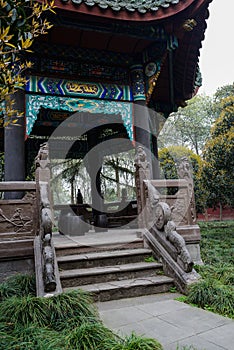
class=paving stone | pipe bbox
[99,306,150,328]
[158,306,231,333]
[199,323,234,350]
[136,299,191,317]
[97,293,182,311]
[166,335,227,350]
[98,294,234,350]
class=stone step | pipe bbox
[64,275,174,302]
[57,248,153,270]
[0,239,34,259]
[55,238,144,257]
[60,261,163,287]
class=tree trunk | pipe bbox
[71,175,75,204]
[115,157,120,199]
[219,203,223,221]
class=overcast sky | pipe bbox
[198,0,234,96]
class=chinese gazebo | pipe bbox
[1,0,213,295]
[4,0,212,187]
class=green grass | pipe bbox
[0,275,163,350]
[177,220,234,319]
[144,256,156,263]
[0,274,35,301]
[2,221,233,348]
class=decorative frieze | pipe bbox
[26,76,132,101]
[26,94,133,140]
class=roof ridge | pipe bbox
[61,0,182,14]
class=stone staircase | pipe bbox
[55,231,174,301]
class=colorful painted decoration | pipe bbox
[26,76,133,101]
[130,65,146,101]
[25,94,133,140]
[145,62,157,77]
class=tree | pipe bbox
[200,95,234,212]
[102,152,135,202]
[0,0,55,125]
[214,83,234,104]
[158,145,205,213]
[158,94,214,155]
[51,159,85,204]
[212,83,234,119]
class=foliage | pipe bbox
[105,332,163,350]
[51,158,83,204]
[198,221,234,266]
[214,83,234,104]
[0,276,164,350]
[200,96,234,209]
[51,150,136,204]
[65,320,116,350]
[158,146,205,212]
[187,279,234,318]
[158,94,214,154]
[0,0,55,125]
[102,151,135,202]
[0,273,35,301]
[178,221,234,319]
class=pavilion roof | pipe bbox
[60,0,181,14]
[45,0,213,108]
[56,0,211,21]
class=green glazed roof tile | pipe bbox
[65,0,181,14]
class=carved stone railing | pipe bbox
[0,182,37,281]
[34,143,62,297]
[142,186,200,293]
[0,182,37,239]
[134,146,201,293]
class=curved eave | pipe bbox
[152,0,212,108]
[54,0,210,22]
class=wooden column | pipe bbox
[4,90,25,199]
[86,128,107,230]
[130,64,153,177]
[149,110,160,179]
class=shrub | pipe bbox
[65,319,116,350]
[0,274,36,301]
[47,290,98,330]
[187,278,234,318]
[0,295,49,327]
[0,277,164,350]
[103,332,163,350]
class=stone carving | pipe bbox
[22,192,36,201]
[148,196,194,273]
[43,234,56,292]
[0,207,33,232]
[176,157,196,224]
[35,142,57,293]
[145,180,160,209]
[134,146,150,173]
[165,220,194,272]
[35,142,50,167]
[134,146,150,227]
[177,156,192,181]
[171,197,188,226]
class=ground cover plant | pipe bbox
[178,220,234,319]
[0,274,163,350]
